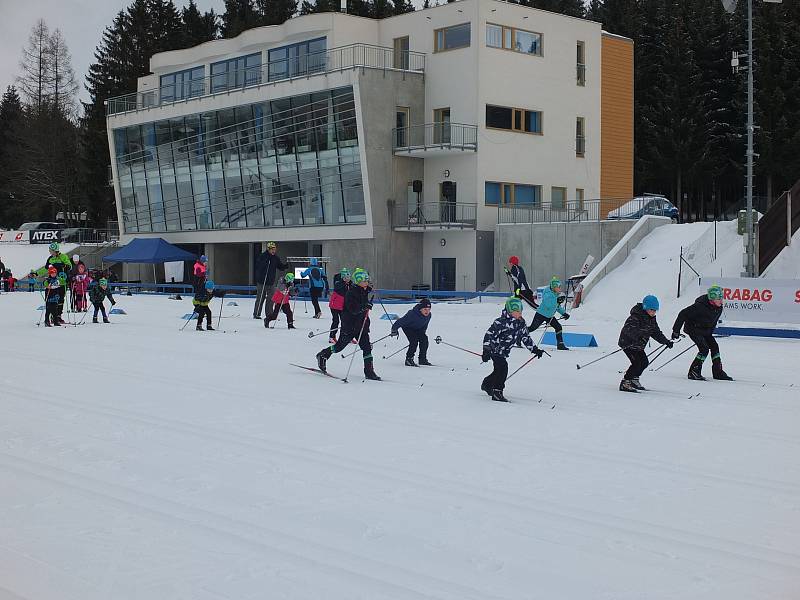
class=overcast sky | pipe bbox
[0,0,426,105]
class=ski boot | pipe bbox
[630,378,646,391]
[418,357,433,366]
[619,379,639,393]
[556,332,569,351]
[263,317,272,328]
[364,359,381,381]
[45,321,52,327]
[404,357,418,367]
[329,336,337,344]
[712,358,733,381]
[491,389,509,402]
[92,318,98,324]
[314,312,322,319]
[688,357,706,381]
[196,323,204,331]
[316,348,332,373]
[205,324,214,331]
[480,380,493,396]
[287,322,296,330]
[103,318,110,324]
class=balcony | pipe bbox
[393,123,478,156]
[106,43,426,116]
[393,201,477,231]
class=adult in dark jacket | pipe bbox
[253,241,288,319]
[617,295,673,392]
[672,285,731,380]
[391,298,433,366]
[503,256,538,309]
[316,268,380,380]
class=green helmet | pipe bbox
[49,242,60,252]
[99,278,109,286]
[340,268,351,279]
[707,284,723,300]
[266,241,276,250]
[549,277,562,290]
[505,296,523,313]
[285,272,295,283]
[352,268,369,284]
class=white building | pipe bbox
[106,0,633,290]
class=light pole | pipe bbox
[725,0,782,277]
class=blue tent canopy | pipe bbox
[103,238,196,264]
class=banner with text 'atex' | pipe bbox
[700,277,800,325]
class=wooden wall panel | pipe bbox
[601,34,634,208]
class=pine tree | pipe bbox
[0,87,26,227]
[17,19,53,115]
[257,0,298,25]
[48,29,79,118]
[182,0,219,45]
[221,0,261,37]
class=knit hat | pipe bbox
[707,285,723,300]
[505,296,523,313]
[99,278,108,286]
[340,268,351,278]
[352,269,369,284]
[509,255,520,265]
[49,242,60,252]
[205,279,215,290]
[549,277,562,290]
[418,298,432,309]
[642,295,659,311]
[266,241,276,250]
[72,254,79,262]
[284,272,295,283]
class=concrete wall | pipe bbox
[207,242,249,286]
[422,230,476,290]
[494,218,665,291]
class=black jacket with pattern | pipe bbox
[89,284,115,306]
[483,309,537,358]
[673,295,723,337]
[618,303,671,351]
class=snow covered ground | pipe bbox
[1,226,799,599]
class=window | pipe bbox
[434,107,451,144]
[396,107,409,147]
[393,36,410,70]
[576,188,585,210]
[210,53,262,93]
[551,187,567,209]
[576,117,585,156]
[486,104,542,134]
[486,23,542,56]
[485,182,541,206]
[268,37,327,82]
[160,66,204,103]
[576,41,586,86]
[434,23,470,52]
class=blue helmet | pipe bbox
[199,255,208,263]
[204,279,215,290]
[642,295,659,311]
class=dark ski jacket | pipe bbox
[618,303,671,351]
[508,264,531,292]
[89,283,115,306]
[341,284,372,333]
[673,295,722,337]
[44,276,64,303]
[192,288,224,307]
[483,309,537,358]
[255,251,288,286]
[391,302,431,334]
[332,274,350,297]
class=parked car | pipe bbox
[18,221,64,231]
[607,196,678,221]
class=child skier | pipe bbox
[617,295,674,392]
[35,242,72,324]
[89,278,116,323]
[71,262,91,312]
[504,256,538,309]
[316,268,380,380]
[301,258,329,319]
[192,279,225,331]
[264,272,297,329]
[527,276,570,350]
[192,255,208,293]
[481,297,545,402]
[43,266,64,327]
[672,284,731,380]
[328,268,351,343]
[390,297,433,366]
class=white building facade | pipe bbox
[106,0,630,290]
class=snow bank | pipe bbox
[0,242,77,276]
[764,228,800,278]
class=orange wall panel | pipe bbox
[601,34,634,206]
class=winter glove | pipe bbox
[666,341,674,349]
[671,330,681,340]
[562,312,570,320]
[365,301,373,310]
[531,346,544,359]
[481,348,491,363]
[557,294,566,305]
[390,330,399,338]
[503,267,510,275]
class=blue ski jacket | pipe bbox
[536,287,566,319]
[391,302,431,334]
[301,265,328,290]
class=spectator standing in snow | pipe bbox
[253,241,288,319]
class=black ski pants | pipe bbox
[688,331,720,361]
[329,308,342,338]
[268,301,293,325]
[331,320,371,359]
[482,355,509,391]
[528,312,562,334]
[518,288,538,309]
[195,305,212,326]
[253,283,275,318]
[310,287,323,315]
[623,348,649,380]
[45,302,60,325]
[403,329,429,360]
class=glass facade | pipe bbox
[210,53,263,93]
[113,86,364,233]
[160,67,205,103]
[268,37,327,82]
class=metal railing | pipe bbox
[62,227,121,244]
[393,201,477,229]
[392,122,478,152]
[107,43,426,116]
[498,198,676,224]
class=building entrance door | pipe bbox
[432,257,456,291]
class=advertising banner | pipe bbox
[0,230,30,243]
[29,230,62,245]
[699,277,800,324]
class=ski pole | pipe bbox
[507,352,545,381]
[341,332,394,358]
[216,295,224,329]
[576,347,625,370]
[383,344,409,360]
[343,305,371,383]
[433,335,483,357]
[37,288,48,327]
[308,327,339,339]
[180,311,198,331]
[651,343,694,372]
[375,294,395,325]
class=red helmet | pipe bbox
[47,265,57,274]
[509,256,520,265]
